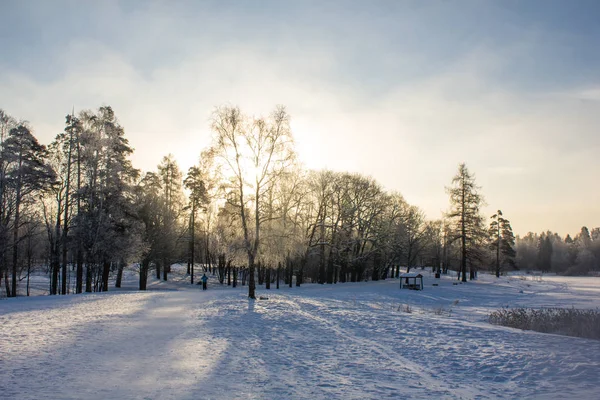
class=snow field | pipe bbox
[1,268,599,399]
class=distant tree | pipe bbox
[401,205,427,273]
[446,163,486,282]
[565,234,573,244]
[590,228,600,271]
[157,154,184,281]
[515,232,537,271]
[536,234,553,272]
[184,165,208,284]
[576,226,592,249]
[488,210,516,277]
[568,226,598,275]
[423,219,443,276]
[135,172,162,290]
[379,192,407,277]
[550,235,570,274]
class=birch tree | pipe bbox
[210,105,295,299]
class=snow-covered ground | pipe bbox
[1,266,599,399]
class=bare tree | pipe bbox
[210,105,295,299]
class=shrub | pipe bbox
[397,303,412,313]
[489,308,600,340]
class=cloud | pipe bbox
[0,2,599,236]
[565,87,600,102]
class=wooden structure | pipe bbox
[400,271,423,290]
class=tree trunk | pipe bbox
[76,249,83,294]
[190,203,195,283]
[115,259,125,288]
[461,183,467,283]
[276,262,280,289]
[248,253,256,299]
[61,257,67,295]
[265,268,271,289]
[257,262,264,285]
[156,262,161,280]
[296,260,303,287]
[26,258,31,296]
[3,266,10,297]
[191,261,194,285]
[51,257,60,296]
[10,154,23,297]
[85,263,92,292]
[233,267,237,288]
[101,261,110,291]
[227,261,231,286]
[496,222,501,278]
[139,260,149,290]
[163,260,168,281]
[327,250,334,284]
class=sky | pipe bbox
[1,0,599,236]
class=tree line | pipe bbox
[1,105,598,298]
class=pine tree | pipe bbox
[489,210,516,277]
[157,154,184,281]
[2,125,56,296]
[184,165,208,285]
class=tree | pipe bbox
[2,125,56,296]
[423,219,444,277]
[60,113,78,294]
[536,233,553,272]
[135,172,162,290]
[75,106,138,292]
[0,110,17,295]
[157,154,184,281]
[184,165,208,285]
[488,210,516,277]
[210,105,295,299]
[446,163,486,282]
[44,113,80,294]
[401,205,427,273]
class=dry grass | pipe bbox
[396,303,412,313]
[489,307,600,340]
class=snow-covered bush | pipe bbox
[489,308,600,340]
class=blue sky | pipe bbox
[1,0,599,235]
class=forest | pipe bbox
[1,105,599,299]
